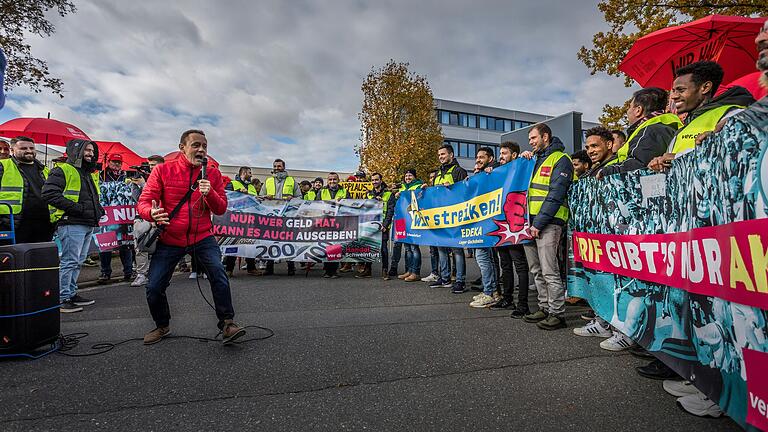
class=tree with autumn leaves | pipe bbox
[357,60,443,186]
[579,0,765,127]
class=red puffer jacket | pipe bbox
[137,156,227,247]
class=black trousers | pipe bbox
[224,256,256,272]
[266,260,295,273]
[15,219,55,244]
[497,244,529,306]
[380,230,389,275]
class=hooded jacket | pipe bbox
[42,139,104,227]
[137,155,227,248]
[530,136,573,229]
[600,116,678,176]
[683,86,754,126]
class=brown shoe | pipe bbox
[221,320,246,345]
[226,270,234,278]
[354,270,372,279]
[404,274,420,282]
[143,326,170,345]
[397,272,412,280]
[247,269,265,276]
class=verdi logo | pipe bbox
[744,349,768,431]
[394,219,406,240]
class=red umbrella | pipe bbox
[716,71,767,100]
[163,151,219,169]
[0,117,90,146]
[619,15,766,89]
[95,141,147,168]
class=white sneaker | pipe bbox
[663,380,699,397]
[189,272,198,279]
[473,293,485,300]
[599,331,636,351]
[421,273,438,282]
[469,293,497,308]
[573,319,612,338]
[677,391,723,418]
[130,274,147,287]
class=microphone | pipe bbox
[201,157,208,179]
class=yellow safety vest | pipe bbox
[368,189,393,216]
[0,159,50,215]
[304,190,317,201]
[49,163,101,223]
[669,105,741,154]
[617,113,683,162]
[264,176,295,197]
[434,165,456,186]
[528,151,573,222]
[230,179,258,195]
[319,188,348,200]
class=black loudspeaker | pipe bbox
[0,242,60,354]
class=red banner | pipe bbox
[99,205,137,226]
[572,218,768,310]
[94,231,119,252]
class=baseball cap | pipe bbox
[108,154,123,162]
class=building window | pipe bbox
[440,111,449,124]
[468,115,477,128]
[504,120,512,132]
[494,119,503,131]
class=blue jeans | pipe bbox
[146,236,235,329]
[99,244,134,277]
[474,248,498,295]
[438,247,465,283]
[429,246,439,275]
[405,244,421,275]
[57,224,95,302]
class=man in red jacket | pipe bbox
[137,129,245,345]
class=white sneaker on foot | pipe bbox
[421,273,439,282]
[677,391,722,418]
[469,293,497,308]
[663,380,699,397]
[130,274,147,287]
[599,331,636,351]
[573,319,612,337]
[189,272,198,279]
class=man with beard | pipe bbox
[43,139,104,313]
[259,158,299,276]
[0,136,54,243]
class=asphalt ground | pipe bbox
[1,259,741,432]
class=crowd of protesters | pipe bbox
[0,19,765,413]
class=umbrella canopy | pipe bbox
[619,15,766,89]
[716,71,767,100]
[163,151,219,169]
[95,141,147,169]
[0,117,91,146]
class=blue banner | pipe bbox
[392,159,535,248]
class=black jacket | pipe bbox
[530,136,573,230]
[435,158,468,184]
[42,139,104,227]
[367,183,396,230]
[684,86,755,126]
[601,118,678,176]
[0,157,51,228]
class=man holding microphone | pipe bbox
[137,129,245,345]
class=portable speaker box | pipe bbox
[0,242,60,353]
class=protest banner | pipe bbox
[214,192,382,262]
[391,159,535,248]
[94,181,136,252]
[568,104,768,430]
[340,181,373,199]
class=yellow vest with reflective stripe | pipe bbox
[434,165,456,186]
[367,189,392,216]
[528,152,572,222]
[49,163,100,223]
[320,188,348,200]
[264,176,295,197]
[0,159,50,215]
[230,179,258,195]
[669,105,741,154]
[617,113,683,162]
[304,190,317,200]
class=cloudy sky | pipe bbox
[1,0,635,171]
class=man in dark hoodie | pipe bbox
[43,139,104,313]
[649,61,755,171]
[601,88,681,176]
[427,144,469,293]
[360,172,395,279]
[0,136,54,243]
[519,124,573,330]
